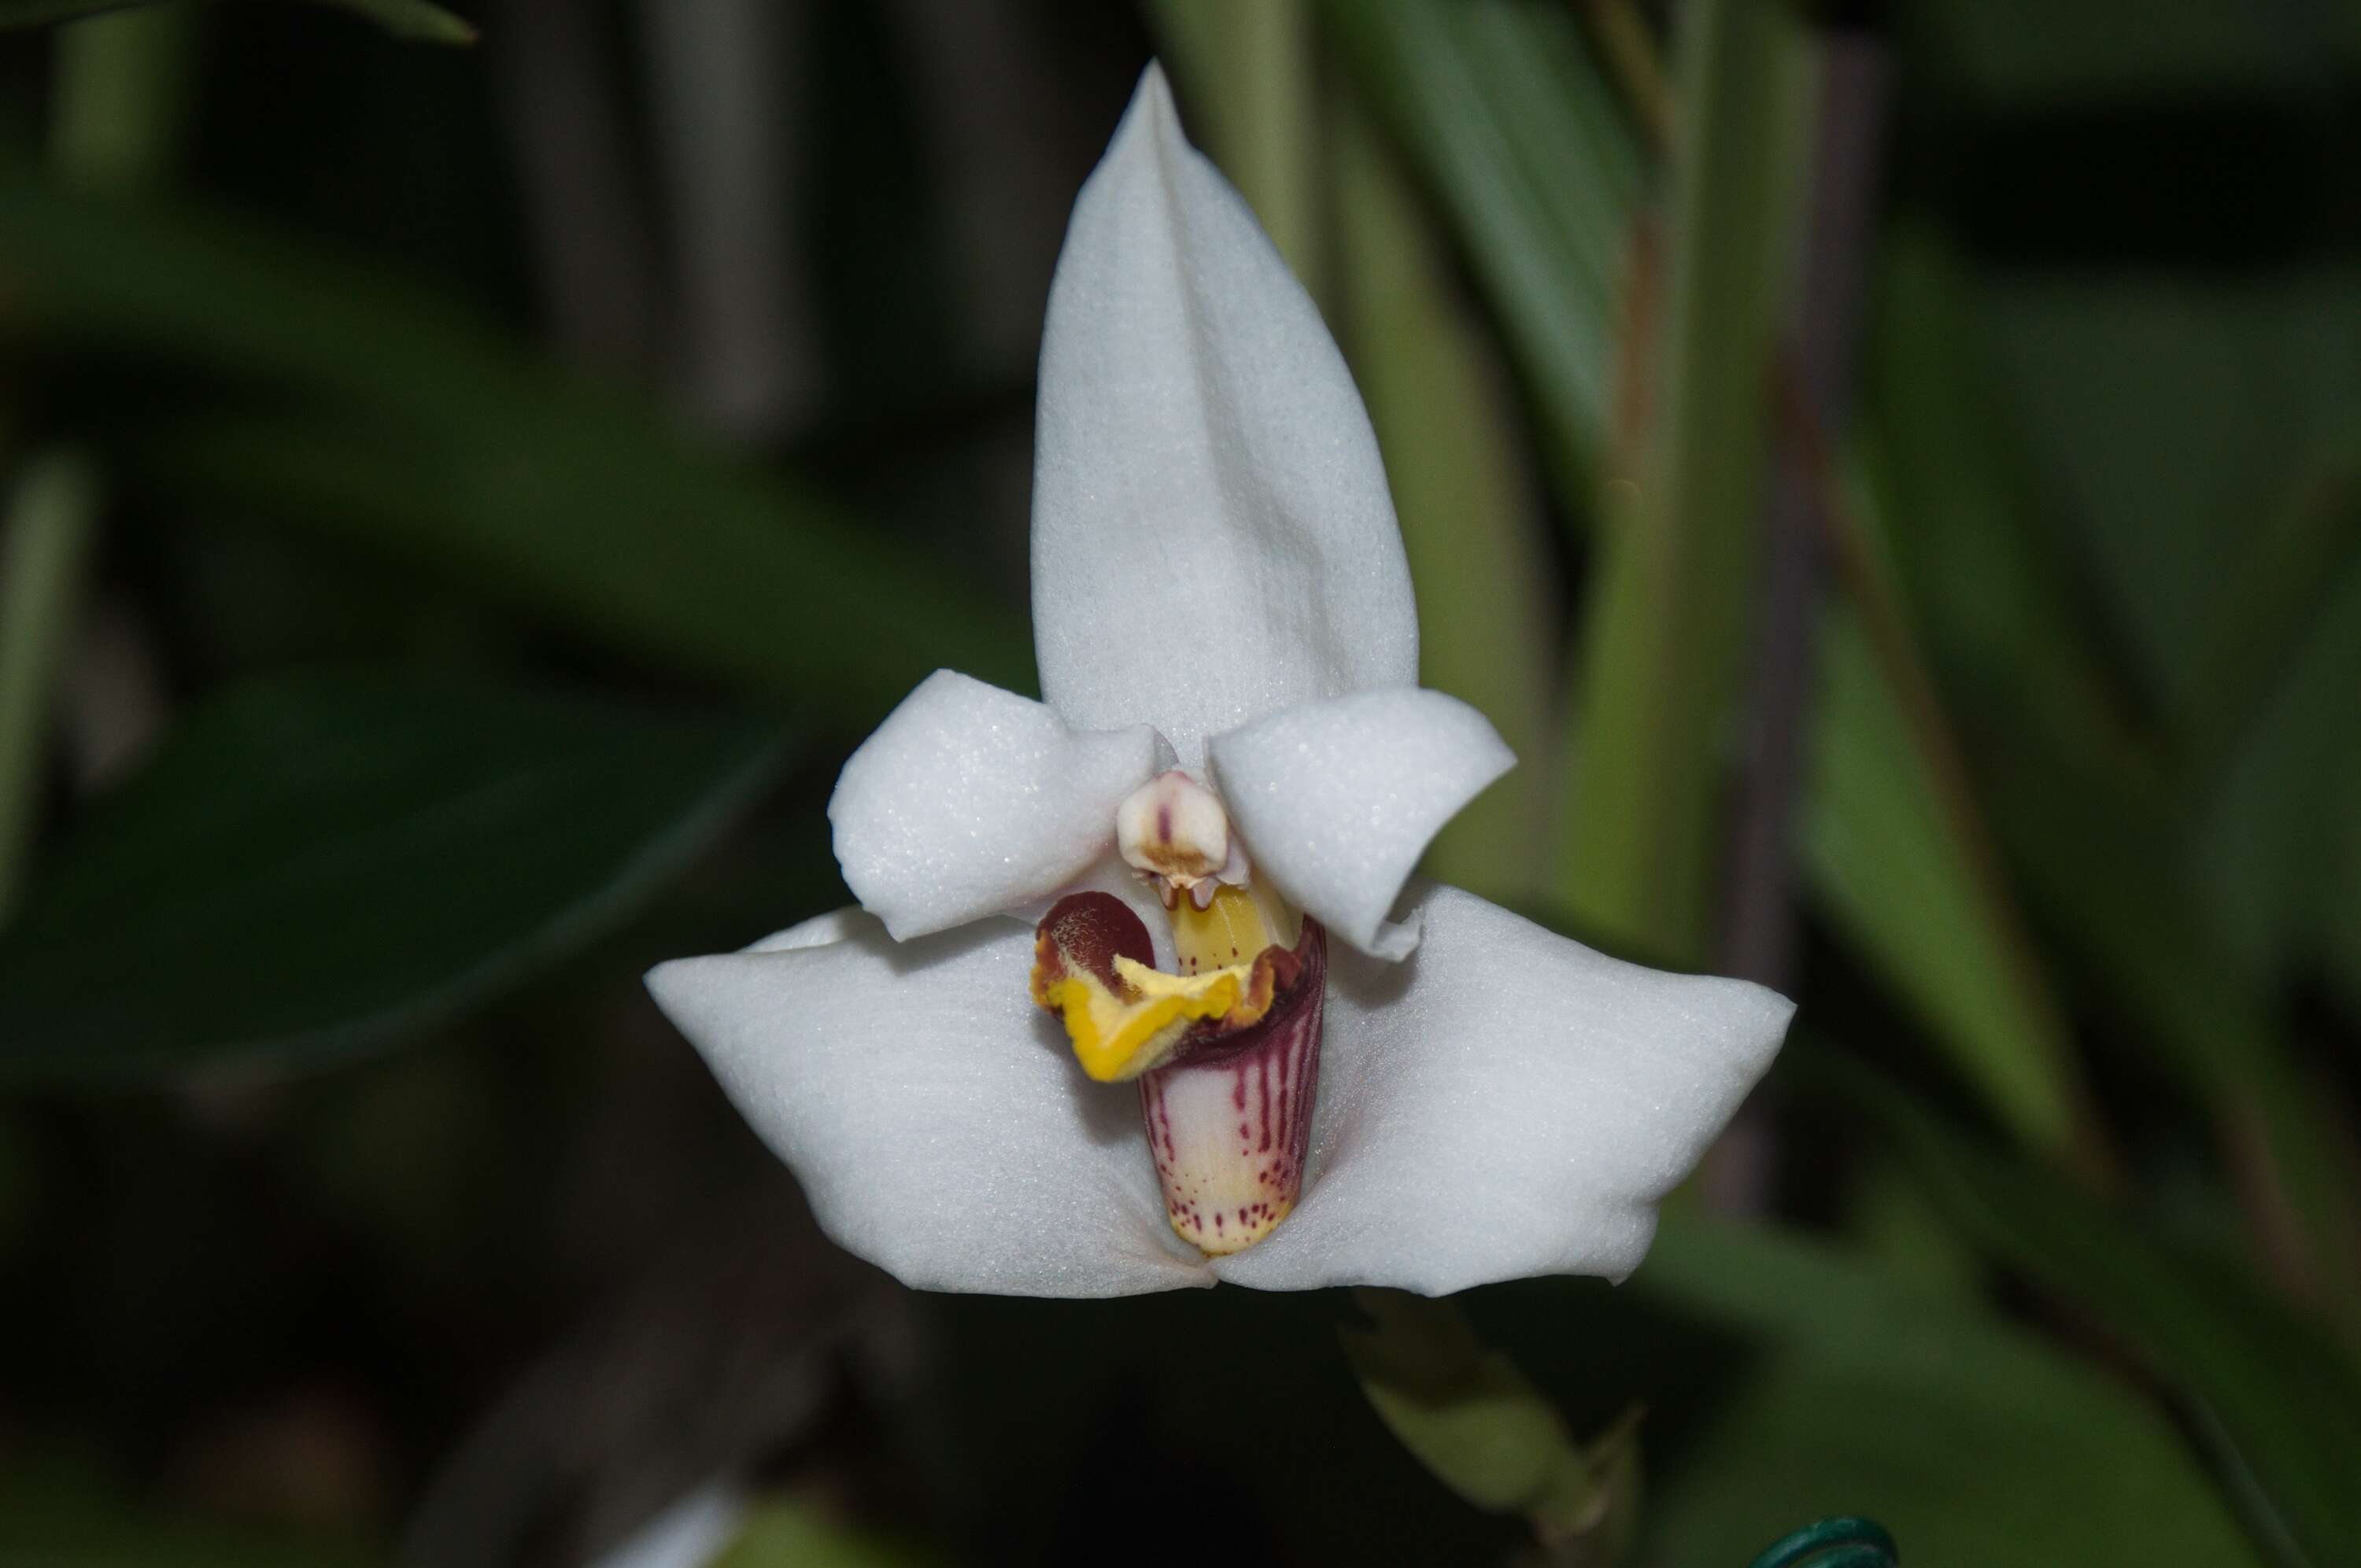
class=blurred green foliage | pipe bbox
[0,669,786,1078]
[0,0,2357,1563]
[0,0,471,44]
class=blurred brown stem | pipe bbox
[1596,7,2121,1186]
[1576,0,1673,151]
[1718,32,1886,994]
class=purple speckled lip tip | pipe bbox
[1139,920,1326,1256]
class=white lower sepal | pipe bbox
[1140,920,1326,1256]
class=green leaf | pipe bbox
[2332,801,2361,1024]
[46,0,197,190]
[1863,226,2361,1340]
[713,1496,943,1568]
[1984,271,2361,726]
[1900,0,2332,112]
[1985,726,2361,1347]
[1632,1216,2267,1568]
[1332,99,1557,905]
[0,1459,382,1568]
[1803,604,2082,1153]
[1323,0,1642,498]
[310,0,473,43]
[0,0,475,44]
[2189,496,2361,983]
[0,452,102,924]
[1557,0,1812,961]
[0,176,1033,722]
[1331,4,2084,1149]
[0,669,788,1081]
[1828,1057,2361,1568]
[1803,229,2105,1159]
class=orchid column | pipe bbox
[647,65,1791,1298]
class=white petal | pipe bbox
[648,909,1211,1297]
[1210,689,1513,959]
[1212,884,1791,1294]
[829,670,1169,941]
[584,1481,748,1568]
[1030,64,1419,771]
[747,907,866,954]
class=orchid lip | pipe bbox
[1143,917,1325,1256]
[1031,883,1326,1256]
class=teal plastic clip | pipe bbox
[1746,1516,1899,1568]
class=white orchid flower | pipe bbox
[647,65,1790,1299]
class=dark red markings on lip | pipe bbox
[1030,890,1155,1006]
[1162,917,1325,1071]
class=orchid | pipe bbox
[646,65,1791,1299]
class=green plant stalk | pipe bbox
[1574,0,1672,148]
[1,0,473,45]
[1555,0,1811,962]
[1575,9,2093,1159]
[1343,1289,1640,1557]
[1321,0,1640,502]
[1333,98,1557,903]
[0,456,98,924]
[1329,2,2092,1160]
[47,0,194,189]
[0,5,193,921]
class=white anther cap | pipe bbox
[1117,770,1239,898]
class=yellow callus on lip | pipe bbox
[1030,885,1288,1083]
[1168,879,1288,973]
[1044,958,1252,1083]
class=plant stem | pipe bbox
[0,3,194,921]
[1556,0,1811,963]
[1717,33,1888,993]
[0,456,98,924]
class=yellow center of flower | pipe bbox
[1032,884,1291,1083]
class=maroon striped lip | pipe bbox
[1161,915,1324,1070]
[1140,920,1326,1254]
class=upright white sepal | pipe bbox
[1029,65,1419,770]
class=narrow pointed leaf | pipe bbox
[1330,4,2084,1150]
[1803,605,2081,1151]
[1557,0,1811,961]
[1865,227,2361,1334]
[0,0,474,42]
[1631,1216,2266,1568]
[1831,1056,2361,1568]
[0,177,1031,721]
[1332,102,1557,903]
[1323,0,1641,496]
[0,670,788,1081]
